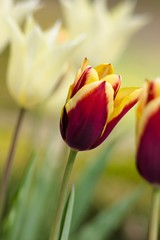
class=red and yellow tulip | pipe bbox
[136,78,160,184]
[60,58,141,151]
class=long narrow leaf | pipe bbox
[73,187,143,240]
[59,186,75,240]
[4,154,36,240]
[15,155,59,240]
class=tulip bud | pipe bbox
[136,78,160,184]
[60,58,141,151]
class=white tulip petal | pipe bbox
[13,0,40,22]
[5,16,24,42]
[7,16,83,109]
[60,0,149,65]
[0,0,40,53]
[45,20,62,46]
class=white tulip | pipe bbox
[7,16,83,109]
[0,0,40,53]
[60,0,149,66]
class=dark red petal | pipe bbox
[65,82,108,151]
[60,107,68,140]
[137,107,160,184]
[91,99,137,148]
[146,81,155,103]
[71,67,92,97]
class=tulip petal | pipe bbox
[62,81,114,151]
[102,74,121,98]
[92,87,141,148]
[146,79,160,103]
[136,98,160,184]
[13,0,40,23]
[71,67,99,97]
[136,82,148,124]
[73,58,89,83]
[137,79,160,127]
[60,106,69,140]
[94,63,114,79]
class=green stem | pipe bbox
[0,108,25,222]
[50,149,78,240]
[148,187,160,240]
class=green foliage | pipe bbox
[71,135,122,232]
[3,153,59,240]
[4,154,36,240]
[2,134,143,240]
[17,157,58,240]
[72,187,142,240]
[59,186,75,240]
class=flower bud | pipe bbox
[136,78,160,184]
[60,58,141,151]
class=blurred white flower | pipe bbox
[0,0,40,53]
[60,0,149,66]
[7,16,83,109]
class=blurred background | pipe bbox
[0,0,160,239]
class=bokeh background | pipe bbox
[0,0,160,239]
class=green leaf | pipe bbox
[73,187,143,240]
[59,186,75,240]
[4,152,59,240]
[4,154,36,240]
[71,134,121,232]
[12,155,59,240]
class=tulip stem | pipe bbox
[0,108,25,222]
[50,149,77,240]
[148,187,160,240]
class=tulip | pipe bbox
[60,0,148,66]
[0,0,40,53]
[136,78,160,240]
[60,58,141,151]
[6,16,83,109]
[136,78,160,184]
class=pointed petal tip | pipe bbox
[94,63,114,79]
